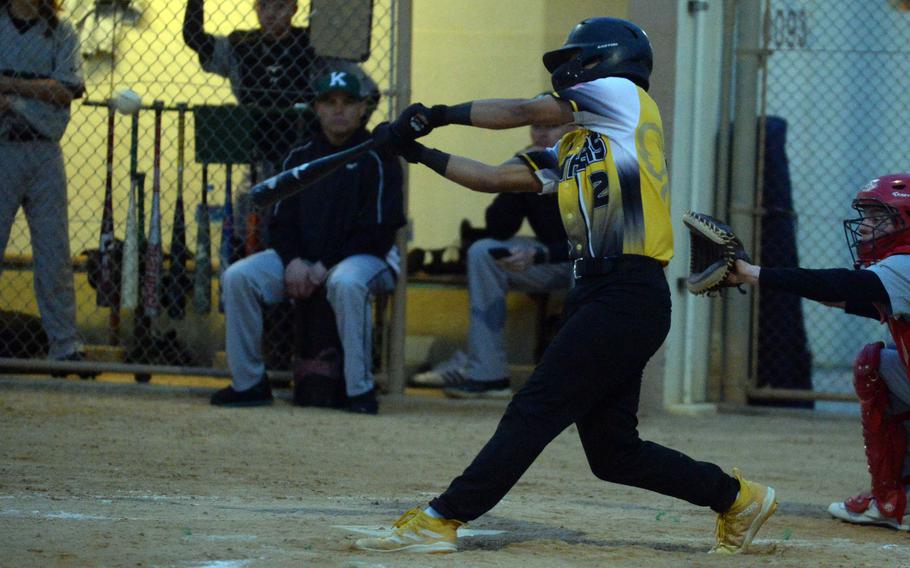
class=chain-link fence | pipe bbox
[750,0,910,403]
[0,0,405,381]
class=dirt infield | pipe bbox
[1,377,907,567]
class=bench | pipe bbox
[407,272,558,363]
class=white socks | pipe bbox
[424,506,444,519]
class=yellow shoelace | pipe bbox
[392,507,421,529]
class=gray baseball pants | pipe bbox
[465,237,573,382]
[222,249,395,396]
[0,140,81,359]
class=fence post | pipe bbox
[723,0,762,405]
[387,0,413,395]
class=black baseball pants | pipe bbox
[430,256,741,522]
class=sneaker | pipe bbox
[353,509,462,553]
[709,468,778,554]
[51,351,95,380]
[828,493,910,531]
[346,389,379,415]
[444,378,511,400]
[210,376,273,407]
[410,351,469,388]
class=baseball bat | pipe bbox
[96,105,118,308]
[193,164,212,314]
[121,172,142,309]
[142,101,164,317]
[250,139,374,207]
[121,111,141,311]
[165,103,189,319]
[131,111,146,255]
[218,163,234,313]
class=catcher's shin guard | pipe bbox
[852,341,908,523]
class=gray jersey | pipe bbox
[867,254,910,319]
[0,11,84,140]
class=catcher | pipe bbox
[354,17,777,555]
[717,173,910,531]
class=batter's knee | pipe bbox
[586,442,645,484]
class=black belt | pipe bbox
[572,254,662,279]
[0,124,49,142]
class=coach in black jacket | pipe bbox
[211,67,404,414]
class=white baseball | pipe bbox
[113,88,142,115]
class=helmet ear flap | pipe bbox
[582,53,605,70]
[542,47,579,73]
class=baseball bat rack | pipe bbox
[82,99,181,112]
[82,100,311,113]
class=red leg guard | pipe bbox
[853,341,907,523]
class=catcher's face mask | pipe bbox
[844,173,910,267]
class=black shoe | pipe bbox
[346,389,378,415]
[444,378,511,399]
[210,377,274,407]
[51,351,96,380]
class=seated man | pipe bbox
[411,122,575,399]
[211,67,405,414]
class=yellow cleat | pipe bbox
[353,509,462,553]
[709,468,778,554]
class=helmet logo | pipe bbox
[893,191,910,198]
[860,179,879,192]
[596,42,619,48]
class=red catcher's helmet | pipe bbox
[843,173,910,267]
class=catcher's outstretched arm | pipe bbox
[756,266,888,304]
[727,259,759,286]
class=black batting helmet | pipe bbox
[543,17,653,91]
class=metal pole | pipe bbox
[387,0,413,395]
[0,358,292,381]
[723,0,762,405]
[707,0,738,394]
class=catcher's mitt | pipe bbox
[682,211,752,295]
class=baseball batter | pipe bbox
[728,173,910,531]
[356,17,777,554]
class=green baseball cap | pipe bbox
[314,69,363,100]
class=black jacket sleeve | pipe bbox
[546,242,570,263]
[485,193,527,241]
[333,154,406,267]
[845,301,884,320]
[269,194,302,267]
[268,147,308,267]
[759,266,890,305]
[183,0,216,63]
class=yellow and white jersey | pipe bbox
[519,77,672,265]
